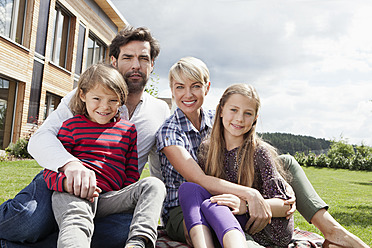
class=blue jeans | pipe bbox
[0,171,133,248]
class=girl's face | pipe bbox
[80,84,120,124]
[220,93,258,145]
[171,77,210,118]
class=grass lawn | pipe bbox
[0,161,371,246]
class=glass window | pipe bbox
[0,78,13,149]
[75,23,86,75]
[44,92,61,120]
[86,33,106,67]
[27,60,43,123]
[50,3,72,69]
[0,0,27,44]
[0,80,8,148]
[35,0,51,56]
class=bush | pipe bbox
[295,138,372,171]
[327,139,355,160]
[4,119,43,160]
[5,138,31,159]
[315,154,331,168]
[0,151,7,162]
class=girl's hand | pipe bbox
[283,181,296,219]
[210,194,246,215]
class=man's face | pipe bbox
[111,40,154,94]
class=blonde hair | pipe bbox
[168,57,210,89]
[70,63,128,116]
[202,83,286,187]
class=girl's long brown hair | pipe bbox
[202,83,286,187]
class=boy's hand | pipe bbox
[61,161,100,200]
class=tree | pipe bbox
[327,138,355,159]
[145,72,159,97]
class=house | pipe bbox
[0,0,127,149]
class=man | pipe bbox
[0,27,170,248]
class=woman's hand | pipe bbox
[210,194,247,215]
[243,189,272,235]
[283,181,296,219]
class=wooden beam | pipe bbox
[94,0,128,31]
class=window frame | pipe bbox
[86,32,107,68]
[0,0,28,44]
[50,2,75,70]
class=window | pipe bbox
[50,3,73,69]
[27,60,43,123]
[44,92,61,120]
[0,78,9,148]
[0,0,27,44]
[35,0,50,56]
[75,23,86,75]
[0,77,17,149]
[86,33,106,68]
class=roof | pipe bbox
[94,0,129,31]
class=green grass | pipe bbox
[292,167,372,246]
[0,161,371,246]
[0,160,42,203]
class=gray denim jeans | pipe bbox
[52,177,166,248]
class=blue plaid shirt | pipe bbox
[156,107,215,224]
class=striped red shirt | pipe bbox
[43,115,139,193]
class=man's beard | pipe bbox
[123,71,148,94]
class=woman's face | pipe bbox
[171,76,210,118]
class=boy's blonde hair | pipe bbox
[70,63,128,116]
[168,57,210,88]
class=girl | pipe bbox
[178,83,294,247]
[43,63,165,248]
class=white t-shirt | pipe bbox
[28,89,170,179]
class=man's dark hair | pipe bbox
[109,26,160,61]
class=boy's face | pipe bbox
[111,40,154,94]
[80,84,120,124]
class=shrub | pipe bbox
[5,138,31,158]
[5,120,43,159]
[315,154,331,168]
[0,151,7,162]
[327,139,355,160]
[295,138,372,171]
[294,152,307,166]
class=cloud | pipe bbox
[112,0,372,145]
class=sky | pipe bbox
[111,0,372,146]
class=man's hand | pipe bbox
[243,189,272,235]
[61,161,101,202]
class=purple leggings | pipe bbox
[178,182,246,247]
